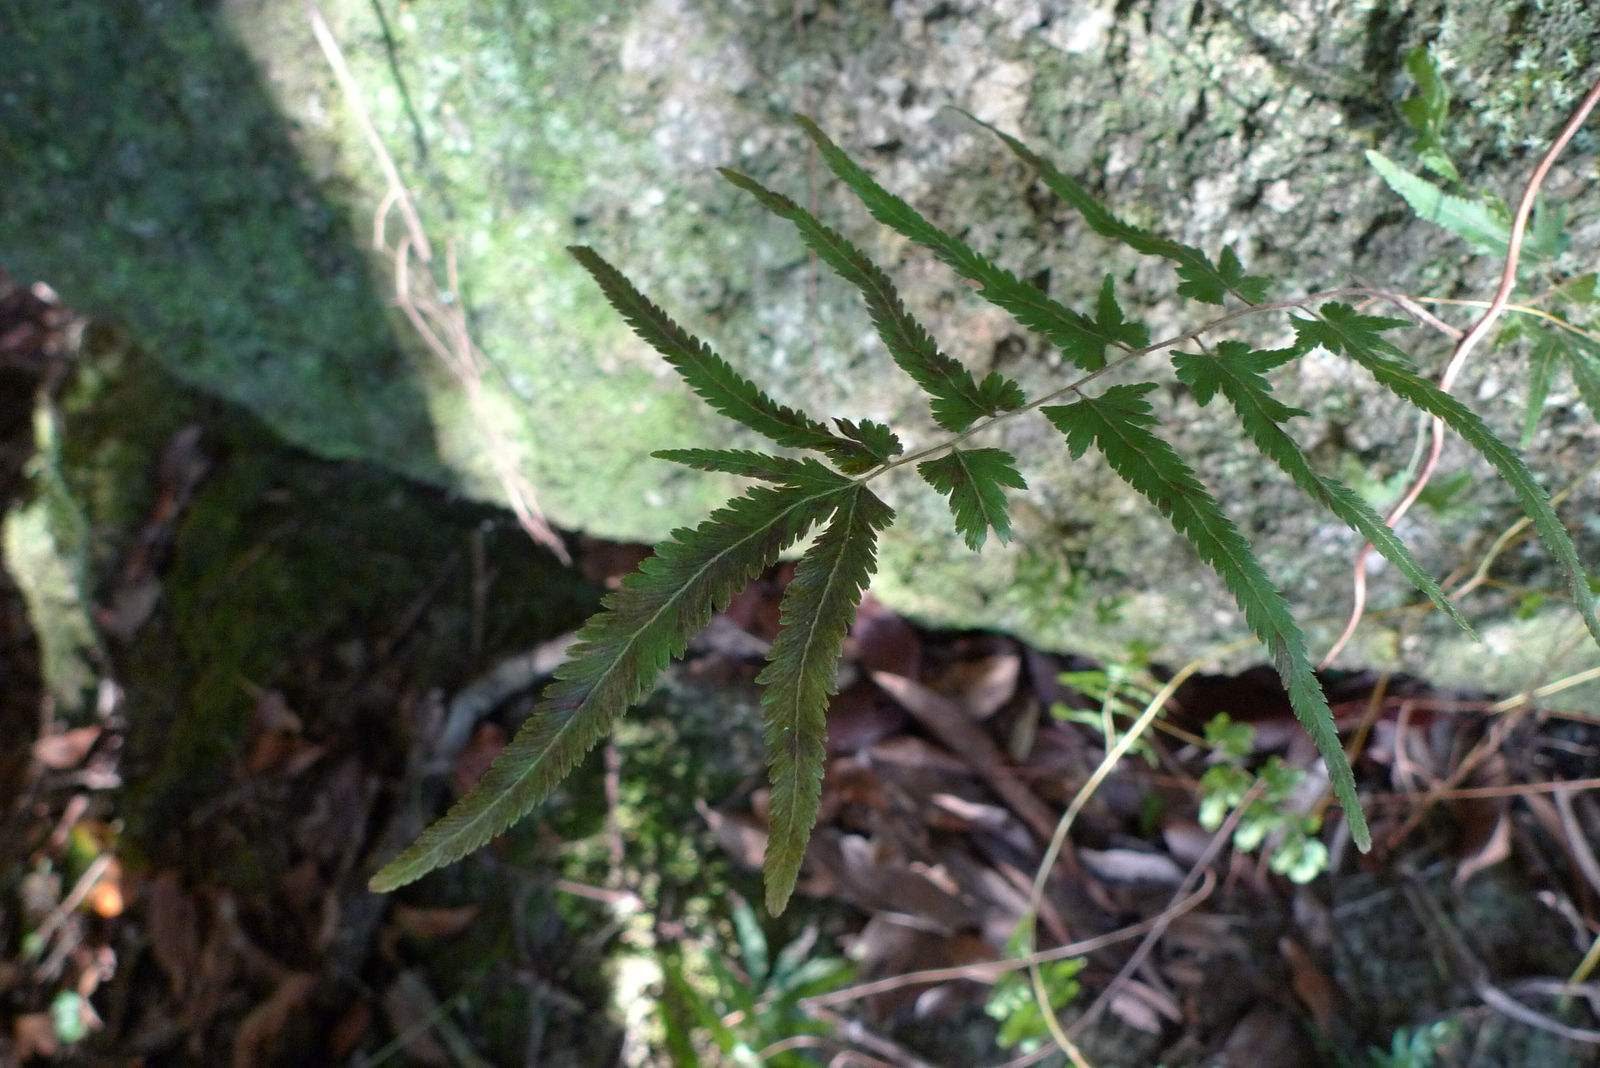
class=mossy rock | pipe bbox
[5,0,1599,699]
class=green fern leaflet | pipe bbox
[1044,384,1369,850]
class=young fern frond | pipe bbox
[1365,151,1514,260]
[652,449,836,482]
[1564,334,1600,418]
[720,167,1023,432]
[832,419,904,472]
[918,447,1028,551]
[566,246,851,455]
[376,112,1600,910]
[1043,384,1369,850]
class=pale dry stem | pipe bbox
[306,2,569,565]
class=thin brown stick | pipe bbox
[798,870,1215,1011]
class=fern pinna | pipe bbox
[372,115,1600,912]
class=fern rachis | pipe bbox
[372,112,1599,911]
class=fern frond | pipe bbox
[917,447,1028,551]
[568,246,849,453]
[1398,46,1461,182]
[793,116,1140,372]
[721,168,1025,432]
[369,474,853,892]
[1295,303,1600,646]
[758,484,894,913]
[1173,342,1472,633]
[1044,384,1369,850]
[980,119,1269,305]
[652,449,836,482]
[1365,153,1513,259]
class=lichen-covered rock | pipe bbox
[5,0,1599,697]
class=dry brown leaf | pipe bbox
[849,914,995,1019]
[243,690,305,776]
[861,734,972,776]
[848,595,921,678]
[147,869,200,999]
[381,972,453,1066]
[1279,936,1338,1033]
[936,653,1021,720]
[925,792,1016,835]
[232,972,317,1068]
[390,903,480,941]
[175,892,254,1034]
[696,799,767,871]
[1453,751,1512,884]
[451,721,507,797]
[330,998,374,1060]
[1454,806,1512,885]
[1079,847,1185,886]
[817,757,891,824]
[824,680,909,755]
[805,832,972,930]
[1218,1002,1315,1067]
[1108,977,1179,1034]
[13,1012,56,1060]
[32,726,101,770]
[872,671,1060,845]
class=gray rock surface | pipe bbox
[5,0,1600,698]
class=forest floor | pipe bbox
[5,271,1600,1067]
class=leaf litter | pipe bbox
[4,269,1600,1064]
